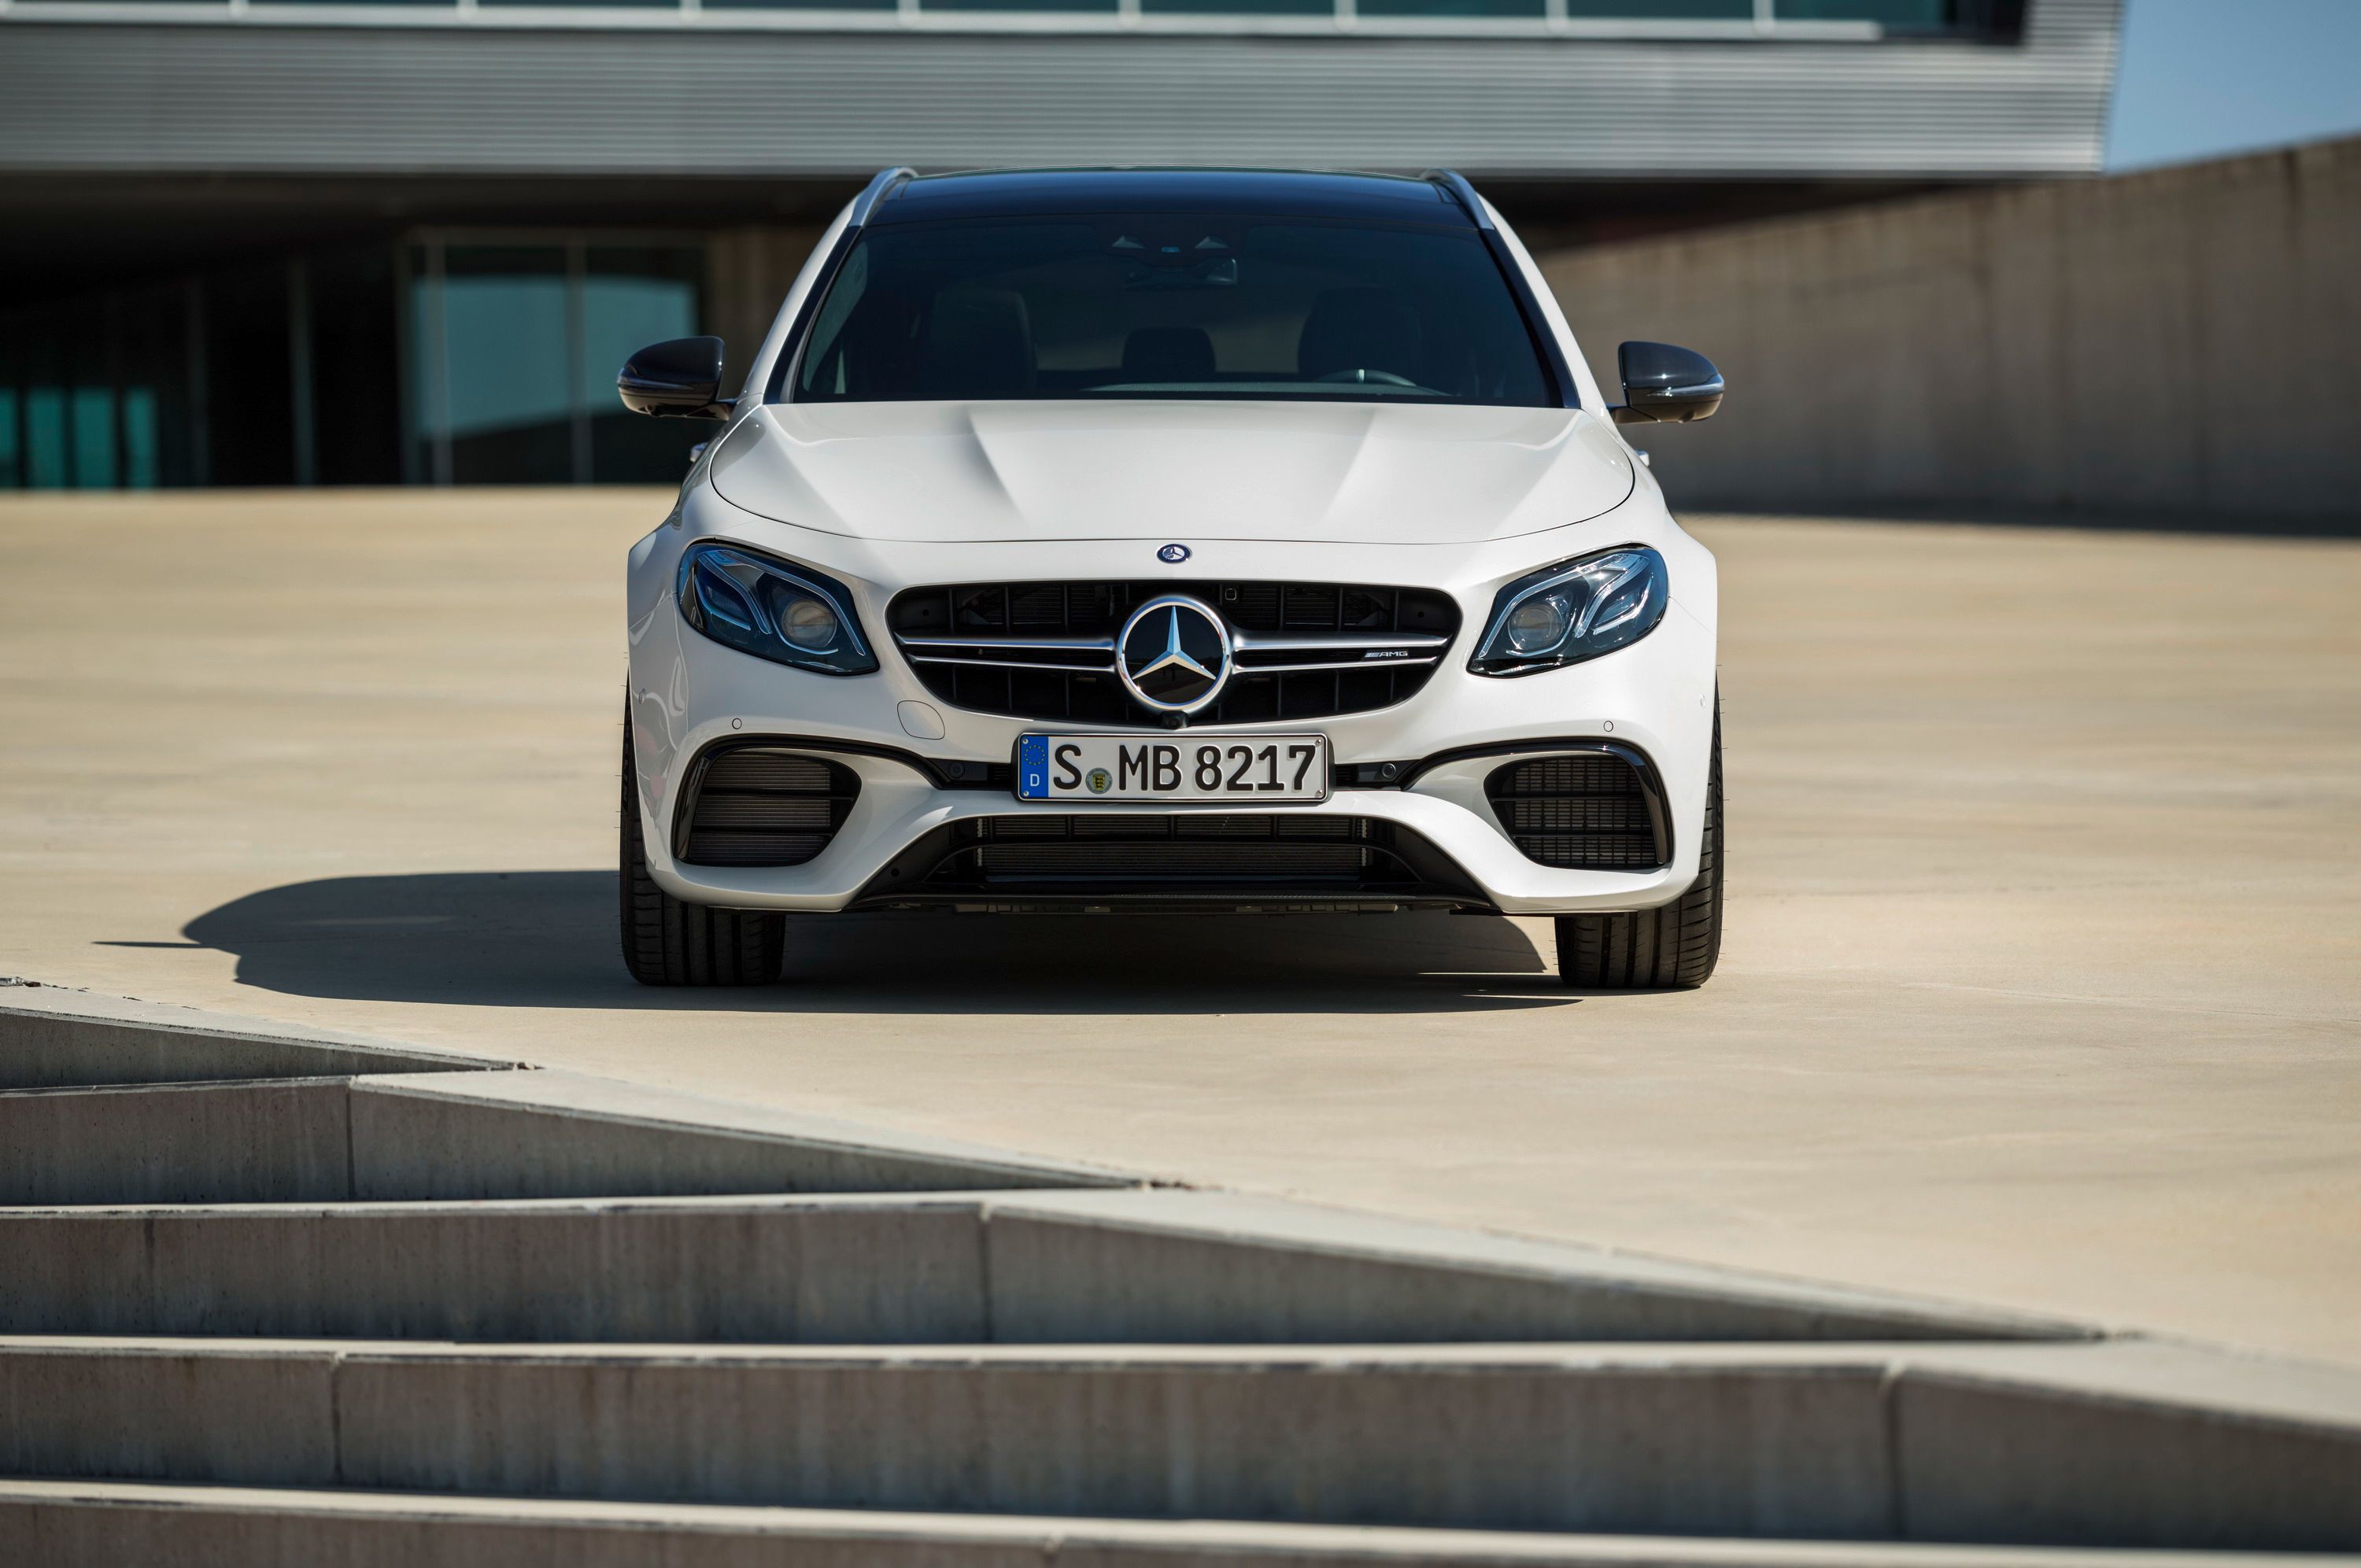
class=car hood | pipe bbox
[708,400,1635,547]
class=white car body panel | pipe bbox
[627,177,1719,920]
[710,400,1635,546]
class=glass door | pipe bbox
[406,235,704,485]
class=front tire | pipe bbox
[1555,698,1723,991]
[619,716,785,987]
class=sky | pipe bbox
[2107,0,2361,170]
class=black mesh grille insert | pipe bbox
[889,580,1458,727]
[680,749,859,868]
[934,814,1401,885]
[1487,754,1663,870]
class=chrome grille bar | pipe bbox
[898,629,1447,663]
[897,634,1118,652]
[1232,655,1440,674]
[1229,629,1452,652]
[909,653,1120,673]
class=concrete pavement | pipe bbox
[2,489,2355,1363]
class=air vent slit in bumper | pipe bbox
[849,813,1489,910]
[1487,751,1668,871]
[675,747,860,869]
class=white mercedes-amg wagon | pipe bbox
[617,167,1726,989]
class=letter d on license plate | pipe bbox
[1018,734,1329,802]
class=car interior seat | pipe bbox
[923,287,1037,398]
[1119,326,1217,384]
[1297,287,1422,384]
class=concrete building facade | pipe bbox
[0,0,2120,489]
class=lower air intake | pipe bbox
[910,814,1463,895]
[678,748,859,868]
[1487,753,1665,870]
[971,814,1372,881]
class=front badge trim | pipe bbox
[1116,594,1232,715]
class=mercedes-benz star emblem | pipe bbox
[1116,595,1231,715]
[1157,544,1191,564]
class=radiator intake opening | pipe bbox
[889,578,1458,727]
[917,813,1468,895]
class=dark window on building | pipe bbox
[1775,1,1954,24]
[202,263,298,488]
[1140,0,1334,15]
[1359,0,1546,18]
[405,236,705,485]
[0,282,210,491]
[703,0,896,11]
[309,248,404,487]
[1565,0,1749,16]
[929,0,1117,12]
[585,245,708,483]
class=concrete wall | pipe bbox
[1542,136,2361,521]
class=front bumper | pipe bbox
[626,491,1718,917]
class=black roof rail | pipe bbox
[1420,168,1495,231]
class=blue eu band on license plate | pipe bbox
[1015,733,1328,802]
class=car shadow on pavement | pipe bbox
[172,872,1571,1015]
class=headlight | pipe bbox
[1470,545,1668,677]
[675,542,878,676]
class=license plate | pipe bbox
[1017,734,1329,802]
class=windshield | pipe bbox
[787,216,1557,408]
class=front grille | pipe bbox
[889,579,1458,726]
[931,814,1408,887]
[1487,754,1664,869]
[678,748,859,868]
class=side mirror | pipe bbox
[1612,341,1724,425]
[618,336,733,420]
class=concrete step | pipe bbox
[0,1078,355,1205]
[0,1068,1129,1204]
[0,991,513,1088]
[0,1188,2079,1345]
[2,1337,2355,1548]
[4,1481,2337,1568]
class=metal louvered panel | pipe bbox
[679,747,859,868]
[1491,755,1634,796]
[1486,753,1663,870]
[980,840,1373,877]
[1497,796,1655,835]
[689,795,838,832]
[701,753,840,794]
[681,829,840,866]
[0,4,2117,179]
